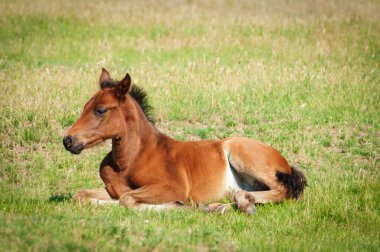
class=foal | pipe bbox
[63,69,307,214]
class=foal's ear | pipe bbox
[99,68,111,87]
[115,73,132,101]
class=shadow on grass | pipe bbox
[48,193,72,203]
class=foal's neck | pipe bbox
[111,97,169,171]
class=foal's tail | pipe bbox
[276,166,307,200]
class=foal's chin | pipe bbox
[66,142,85,155]
[66,141,102,155]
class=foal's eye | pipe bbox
[95,107,107,117]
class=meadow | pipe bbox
[0,0,379,251]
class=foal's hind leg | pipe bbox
[73,188,118,205]
[225,138,291,204]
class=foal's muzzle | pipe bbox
[63,135,84,155]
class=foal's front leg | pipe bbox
[73,188,119,205]
[73,152,122,205]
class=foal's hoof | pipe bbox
[119,193,136,207]
[205,203,232,214]
[73,191,88,203]
[234,191,256,215]
[243,204,257,215]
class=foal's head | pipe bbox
[63,68,144,154]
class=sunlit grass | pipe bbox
[0,0,379,251]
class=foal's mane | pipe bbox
[101,80,155,124]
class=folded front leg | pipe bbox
[119,183,187,211]
[73,188,119,205]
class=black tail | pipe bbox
[276,166,307,200]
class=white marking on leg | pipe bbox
[137,203,178,211]
[90,199,119,205]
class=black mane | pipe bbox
[130,85,155,124]
[100,80,155,124]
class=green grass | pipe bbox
[0,0,379,251]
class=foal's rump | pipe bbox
[222,137,307,203]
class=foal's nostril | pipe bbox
[63,135,84,154]
[63,135,73,148]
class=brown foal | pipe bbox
[63,69,307,214]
